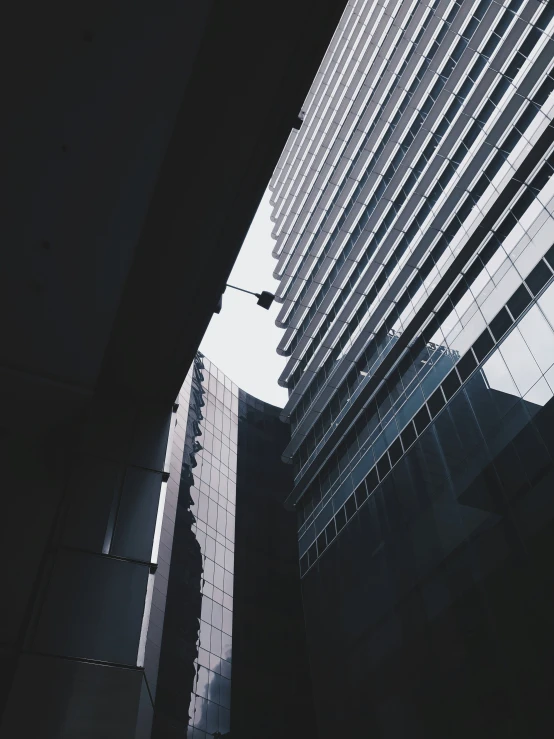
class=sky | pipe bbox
[199,190,289,408]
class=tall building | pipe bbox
[270,1,554,736]
[143,354,313,739]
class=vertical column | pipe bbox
[0,394,173,739]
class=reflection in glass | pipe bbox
[518,304,554,373]
[525,377,554,407]
[167,354,237,737]
[499,328,541,396]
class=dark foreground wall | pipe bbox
[0,395,173,739]
[232,391,316,739]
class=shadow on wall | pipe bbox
[152,357,207,736]
[152,498,203,736]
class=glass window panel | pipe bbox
[201,597,212,624]
[210,627,222,658]
[196,665,210,699]
[518,304,554,373]
[524,377,554,407]
[223,569,233,597]
[214,541,225,568]
[538,281,554,330]
[473,329,494,361]
[499,327,542,396]
[195,527,207,556]
[395,386,425,430]
[335,507,346,532]
[199,620,212,652]
[216,506,227,536]
[382,418,399,447]
[211,601,223,630]
[414,405,430,435]
[209,671,221,704]
[219,675,231,709]
[428,387,445,417]
[316,531,326,556]
[325,517,337,543]
[374,450,389,483]
[207,498,218,529]
[371,430,388,463]
[225,513,235,542]
[489,307,512,341]
[388,437,403,466]
[507,284,532,320]
[219,707,231,734]
[456,350,477,381]
[365,467,378,494]
[224,547,233,574]
[400,421,416,450]
[222,607,232,636]
[203,557,214,585]
[213,563,224,591]
[345,495,356,520]
[197,647,210,669]
[481,348,520,397]
[222,631,232,662]
[526,259,552,296]
[442,370,461,400]
[208,651,220,675]
[204,535,216,561]
[206,700,219,735]
[544,245,554,271]
[544,363,554,392]
[193,696,207,730]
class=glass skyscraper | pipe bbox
[270,1,554,736]
[145,354,236,738]
[146,355,312,739]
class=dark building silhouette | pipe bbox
[231,390,315,739]
[0,1,345,735]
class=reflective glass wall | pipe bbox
[231,392,316,739]
[186,355,236,737]
[301,282,554,735]
[153,354,237,738]
[151,356,311,739]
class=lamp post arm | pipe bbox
[226,283,260,298]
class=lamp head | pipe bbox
[255,291,275,310]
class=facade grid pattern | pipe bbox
[186,356,238,738]
[269,0,554,572]
[269,1,554,736]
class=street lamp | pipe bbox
[214,284,275,313]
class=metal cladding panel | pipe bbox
[0,654,144,739]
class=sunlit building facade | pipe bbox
[270,0,554,736]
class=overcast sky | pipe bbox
[200,190,289,408]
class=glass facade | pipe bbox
[151,356,311,739]
[302,320,554,736]
[269,0,554,736]
[153,354,237,738]
[185,355,236,738]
